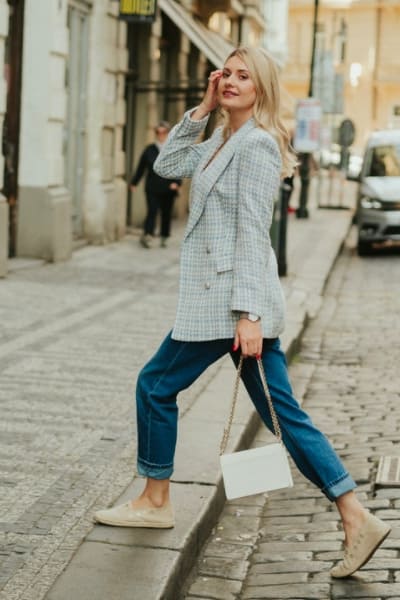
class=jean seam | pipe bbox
[247,359,352,498]
[144,340,189,467]
[244,357,329,492]
[138,456,173,469]
[322,472,354,499]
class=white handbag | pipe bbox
[220,357,293,500]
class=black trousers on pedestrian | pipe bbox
[144,192,176,238]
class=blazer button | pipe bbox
[204,282,211,290]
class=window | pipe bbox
[368,145,400,177]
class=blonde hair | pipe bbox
[223,46,296,178]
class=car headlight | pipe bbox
[361,197,383,210]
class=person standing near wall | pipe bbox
[130,121,181,248]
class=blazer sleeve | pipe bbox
[154,108,213,179]
[231,132,282,317]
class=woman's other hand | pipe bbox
[233,320,262,358]
[191,70,223,120]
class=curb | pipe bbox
[160,215,353,600]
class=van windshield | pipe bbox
[368,144,400,177]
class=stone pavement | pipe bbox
[0,180,355,600]
[184,231,400,599]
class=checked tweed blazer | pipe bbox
[154,109,286,341]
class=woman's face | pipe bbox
[217,55,257,113]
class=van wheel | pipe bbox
[357,240,373,256]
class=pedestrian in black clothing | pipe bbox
[130,121,181,248]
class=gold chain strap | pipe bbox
[220,357,282,455]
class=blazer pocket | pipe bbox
[216,254,234,273]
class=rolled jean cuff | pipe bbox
[323,473,357,501]
[137,459,173,480]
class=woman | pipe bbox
[130,121,181,248]
[95,47,390,578]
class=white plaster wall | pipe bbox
[49,3,68,186]
[19,0,51,187]
[19,0,68,188]
[82,0,107,241]
[83,0,127,242]
[17,0,71,261]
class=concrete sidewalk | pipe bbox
[0,180,356,600]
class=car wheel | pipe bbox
[357,239,373,256]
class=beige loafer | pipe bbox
[93,501,175,529]
[331,512,391,578]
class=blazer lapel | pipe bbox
[184,118,256,240]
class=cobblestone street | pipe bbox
[0,231,223,600]
[185,237,400,600]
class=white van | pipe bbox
[356,129,400,255]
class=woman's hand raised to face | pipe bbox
[191,70,223,120]
[233,320,263,359]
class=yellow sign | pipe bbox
[119,0,156,21]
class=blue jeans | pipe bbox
[136,333,356,501]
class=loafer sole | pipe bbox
[93,501,175,529]
[95,518,174,528]
[331,523,391,578]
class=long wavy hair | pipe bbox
[222,46,296,178]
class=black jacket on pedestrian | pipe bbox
[131,144,181,195]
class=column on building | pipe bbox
[83,0,128,244]
[0,0,8,276]
[17,0,71,262]
[176,33,189,120]
[127,16,161,228]
[263,0,289,66]
[159,12,186,125]
[114,17,129,239]
[199,1,241,45]
[377,4,400,129]
[148,18,161,131]
[240,0,265,46]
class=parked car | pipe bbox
[355,129,400,255]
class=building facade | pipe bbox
[17,0,127,261]
[0,0,128,273]
[125,0,268,227]
[1,0,286,275]
[282,0,400,150]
